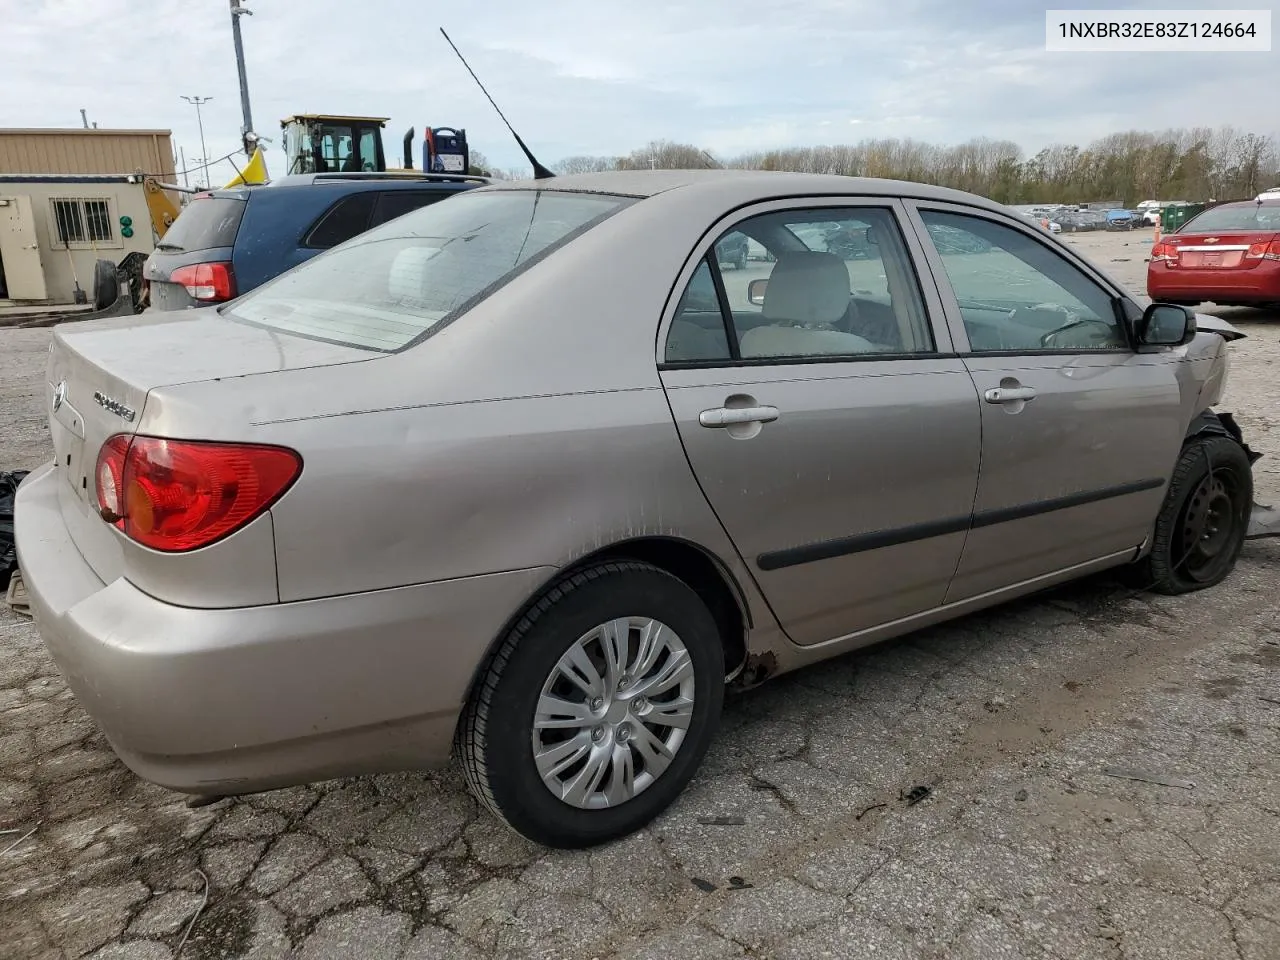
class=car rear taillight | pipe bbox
[1245,239,1280,261]
[169,262,236,302]
[1151,240,1179,263]
[95,435,130,527]
[94,435,301,552]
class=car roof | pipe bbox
[197,174,487,205]
[479,168,1016,215]
[1213,198,1280,209]
[265,172,490,191]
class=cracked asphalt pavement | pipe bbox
[3,234,1279,959]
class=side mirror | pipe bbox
[747,278,768,306]
[1138,302,1196,347]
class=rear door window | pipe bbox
[159,196,245,252]
[371,190,448,227]
[303,193,377,249]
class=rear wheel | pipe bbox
[1130,436,1252,595]
[456,561,725,848]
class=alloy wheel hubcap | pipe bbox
[532,617,696,810]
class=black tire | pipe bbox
[455,561,725,848]
[92,259,119,310]
[1129,436,1253,595]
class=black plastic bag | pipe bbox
[1,470,30,589]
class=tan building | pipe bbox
[0,128,178,305]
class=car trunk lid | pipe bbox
[1167,230,1280,269]
[46,310,372,582]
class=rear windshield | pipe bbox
[158,196,245,252]
[224,189,634,351]
[1180,203,1280,232]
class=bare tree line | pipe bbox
[483,127,1279,204]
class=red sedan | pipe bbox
[1148,199,1280,308]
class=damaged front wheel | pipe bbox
[1131,436,1253,595]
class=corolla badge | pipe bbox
[94,391,136,422]
[52,380,67,413]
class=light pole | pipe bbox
[181,96,212,189]
[229,0,257,155]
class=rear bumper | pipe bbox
[15,462,553,794]
[1148,261,1280,304]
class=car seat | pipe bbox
[740,252,876,357]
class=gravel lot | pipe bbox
[2,231,1278,960]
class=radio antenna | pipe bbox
[440,27,555,180]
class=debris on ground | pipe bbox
[5,570,30,618]
[1101,767,1195,789]
[186,794,227,809]
[697,815,746,826]
[901,785,932,806]
[174,869,210,958]
[691,878,717,893]
[727,877,753,889]
[1015,789,1029,801]
[855,802,888,820]
[1,469,30,591]
[0,822,40,857]
[1247,501,1280,540]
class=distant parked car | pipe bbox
[822,222,877,259]
[143,172,487,311]
[1148,198,1280,308]
[715,232,749,269]
[1106,209,1137,231]
[1058,211,1106,232]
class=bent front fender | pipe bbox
[1187,410,1277,540]
[1186,410,1262,465]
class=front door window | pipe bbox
[918,210,1126,353]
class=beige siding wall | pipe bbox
[0,182,155,304]
[0,130,176,178]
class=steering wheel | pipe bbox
[1040,316,1116,349]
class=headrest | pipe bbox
[386,245,442,302]
[762,251,850,326]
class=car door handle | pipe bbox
[984,386,1037,404]
[698,405,779,427]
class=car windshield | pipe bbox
[1181,203,1280,232]
[224,189,635,351]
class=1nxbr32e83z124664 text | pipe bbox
[1046,8,1272,51]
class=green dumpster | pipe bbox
[1162,203,1207,232]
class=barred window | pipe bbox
[51,198,114,245]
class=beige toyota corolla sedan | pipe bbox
[16,170,1257,848]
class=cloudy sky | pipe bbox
[3,0,1276,184]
